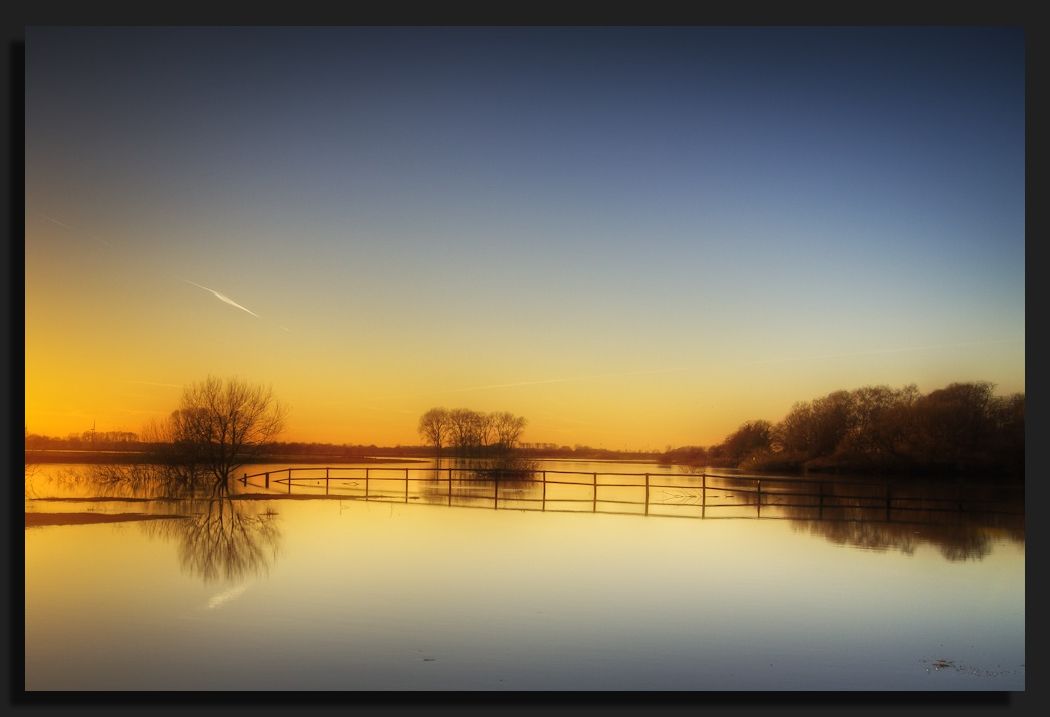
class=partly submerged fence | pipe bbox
[240,466,1024,523]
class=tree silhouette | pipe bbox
[165,377,286,492]
[418,407,450,454]
[426,407,527,456]
[491,411,527,451]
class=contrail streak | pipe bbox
[39,213,73,230]
[32,211,293,333]
[181,279,260,318]
[741,338,1023,367]
[35,211,113,247]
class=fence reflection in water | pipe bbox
[239,466,1024,525]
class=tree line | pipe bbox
[418,407,527,456]
[32,377,1021,488]
[667,382,1024,476]
[26,430,139,451]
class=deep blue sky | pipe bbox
[25,27,1025,446]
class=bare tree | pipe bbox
[447,408,478,454]
[492,411,527,450]
[170,377,286,490]
[470,410,492,449]
[427,407,526,456]
[418,407,450,454]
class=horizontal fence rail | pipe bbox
[238,466,1023,523]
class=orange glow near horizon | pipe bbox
[25,258,1025,450]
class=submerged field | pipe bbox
[24,459,1024,691]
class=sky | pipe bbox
[24,27,1025,449]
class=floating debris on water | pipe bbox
[922,658,1024,678]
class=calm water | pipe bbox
[24,459,1024,690]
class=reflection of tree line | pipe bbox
[87,451,1021,565]
[681,475,1024,562]
[414,465,1023,562]
[790,519,1009,562]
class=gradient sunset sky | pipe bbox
[25,27,1025,449]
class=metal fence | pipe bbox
[240,466,1023,523]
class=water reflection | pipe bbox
[85,457,249,500]
[30,460,1022,565]
[26,459,1025,691]
[138,497,281,582]
[413,456,541,505]
[305,466,1023,563]
[772,481,1024,561]
[791,519,1004,561]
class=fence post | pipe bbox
[593,473,597,512]
[756,479,761,518]
[701,471,706,519]
[405,468,410,503]
[542,471,546,511]
[265,472,270,489]
[448,467,452,506]
[644,473,650,516]
[494,472,499,509]
[365,468,370,501]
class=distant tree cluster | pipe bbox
[660,445,709,465]
[418,407,527,455]
[25,430,139,451]
[695,382,1024,476]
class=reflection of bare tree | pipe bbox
[88,462,186,498]
[24,463,40,500]
[87,458,228,500]
[416,455,540,505]
[139,497,281,582]
[26,465,98,499]
[24,426,37,498]
[464,455,538,480]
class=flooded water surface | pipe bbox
[24,460,1024,690]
